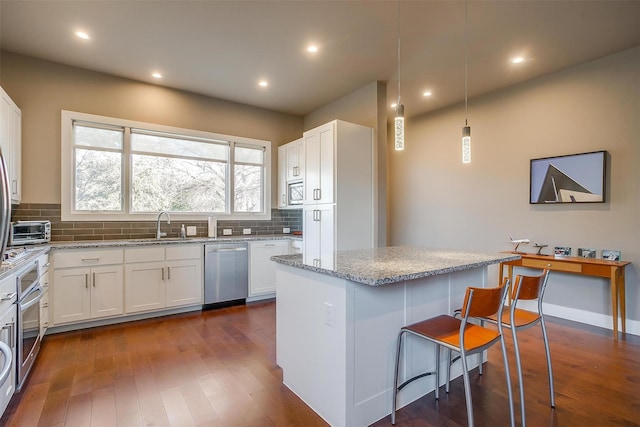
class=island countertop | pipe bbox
[271,246,520,286]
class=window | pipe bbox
[62,111,271,221]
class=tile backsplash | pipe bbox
[11,203,302,242]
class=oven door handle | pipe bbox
[20,285,43,311]
[0,341,11,387]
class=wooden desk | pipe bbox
[499,253,631,339]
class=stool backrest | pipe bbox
[512,269,550,301]
[461,279,509,318]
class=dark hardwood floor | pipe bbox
[2,301,639,426]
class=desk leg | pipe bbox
[610,269,618,339]
[619,267,626,334]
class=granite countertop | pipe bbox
[271,246,521,286]
[48,234,301,250]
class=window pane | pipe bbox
[75,149,122,211]
[235,146,263,164]
[131,154,226,212]
[74,124,123,149]
[131,132,228,161]
[234,164,262,212]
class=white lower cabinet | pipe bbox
[248,240,290,299]
[53,264,124,324]
[124,245,202,314]
[303,204,336,269]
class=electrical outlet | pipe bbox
[223,228,232,236]
[186,226,197,236]
[324,302,335,327]
[243,228,251,235]
[283,227,291,234]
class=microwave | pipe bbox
[9,220,51,245]
[288,181,304,206]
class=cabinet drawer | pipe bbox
[166,245,202,261]
[522,258,582,273]
[53,249,124,268]
[125,247,165,263]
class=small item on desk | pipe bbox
[534,243,548,256]
[509,236,530,253]
[578,248,597,258]
[602,249,622,261]
[554,246,571,258]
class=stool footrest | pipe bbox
[398,371,436,391]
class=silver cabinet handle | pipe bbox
[0,293,16,301]
[162,267,165,281]
[167,267,171,280]
[92,272,96,287]
[44,262,51,267]
[82,257,100,262]
[85,273,89,288]
[282,194,286,204]
[265,243,276,247]
[313,210,321,221]
[1,322,15,347]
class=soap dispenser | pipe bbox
[180,224,186,239]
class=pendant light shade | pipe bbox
[395,103,404,151]
[462,123,471,163]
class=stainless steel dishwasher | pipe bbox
[204,243,248,308]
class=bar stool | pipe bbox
[474,270,554,427]
[391,283,515,427]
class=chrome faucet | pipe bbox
[156,211,171,239]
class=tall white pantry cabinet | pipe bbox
[302,120,376,268]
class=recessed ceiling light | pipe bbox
[258,80,269,87]
[307,45,319,53]
[512,57,525,64]
[151,72,163,79]
[423,91,432,97]
[390,103,398,109]
[75,31,90,40]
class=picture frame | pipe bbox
[554,246,571,258]
[530,151,607,204]
[578,248,596,258]
[601,249,621,261]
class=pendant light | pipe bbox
[394,0,404,151]
[461,0,471,163]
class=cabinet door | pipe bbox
[165,259,202,308]
[249,241,289,296]
[124,262,165,313]
[90,265,124,319]
[303,205,335,269]
[9,105,20,204]
[53,267,91,324]
[286,139,304,181]
[278,145,287,208]
[0,304,16,416]
[304,122,334,204]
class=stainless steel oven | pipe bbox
[16,261,41,391]
[9,221,51,246]
[287,181,303,206]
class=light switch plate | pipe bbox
[186,226,197,236]
[243,228,251,235]
[223,228,232,235]
[283,227,291,234]
[324,302,335,327]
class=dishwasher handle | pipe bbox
[206,247,247,253]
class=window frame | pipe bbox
[61,110,272,221]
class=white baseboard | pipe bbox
[517,300,640,337]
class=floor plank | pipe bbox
[3,301,639,426]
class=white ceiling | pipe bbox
[1,0,639,119]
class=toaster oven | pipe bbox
[9,221,51,246]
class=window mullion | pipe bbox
[123,127,132,214]
[228,142,235,214]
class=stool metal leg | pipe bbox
[540,316,555,408]
[391,330,404,425]
[511,326,526,426]
[434,344,440,400]
[459,350,475,427]
[445,348,452,393]
[501,333,516,427]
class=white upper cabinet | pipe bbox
[277,145,287,208]
[304,122,335,205]
[285,139,305,182]
[0,86,21,204]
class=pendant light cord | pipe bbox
[397,0,401,106]
[464,0,468,126]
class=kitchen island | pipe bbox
[272,247,519,427]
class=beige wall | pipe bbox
[0,51,303,206]
[389,46,640,328]
[304,81,389,245]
